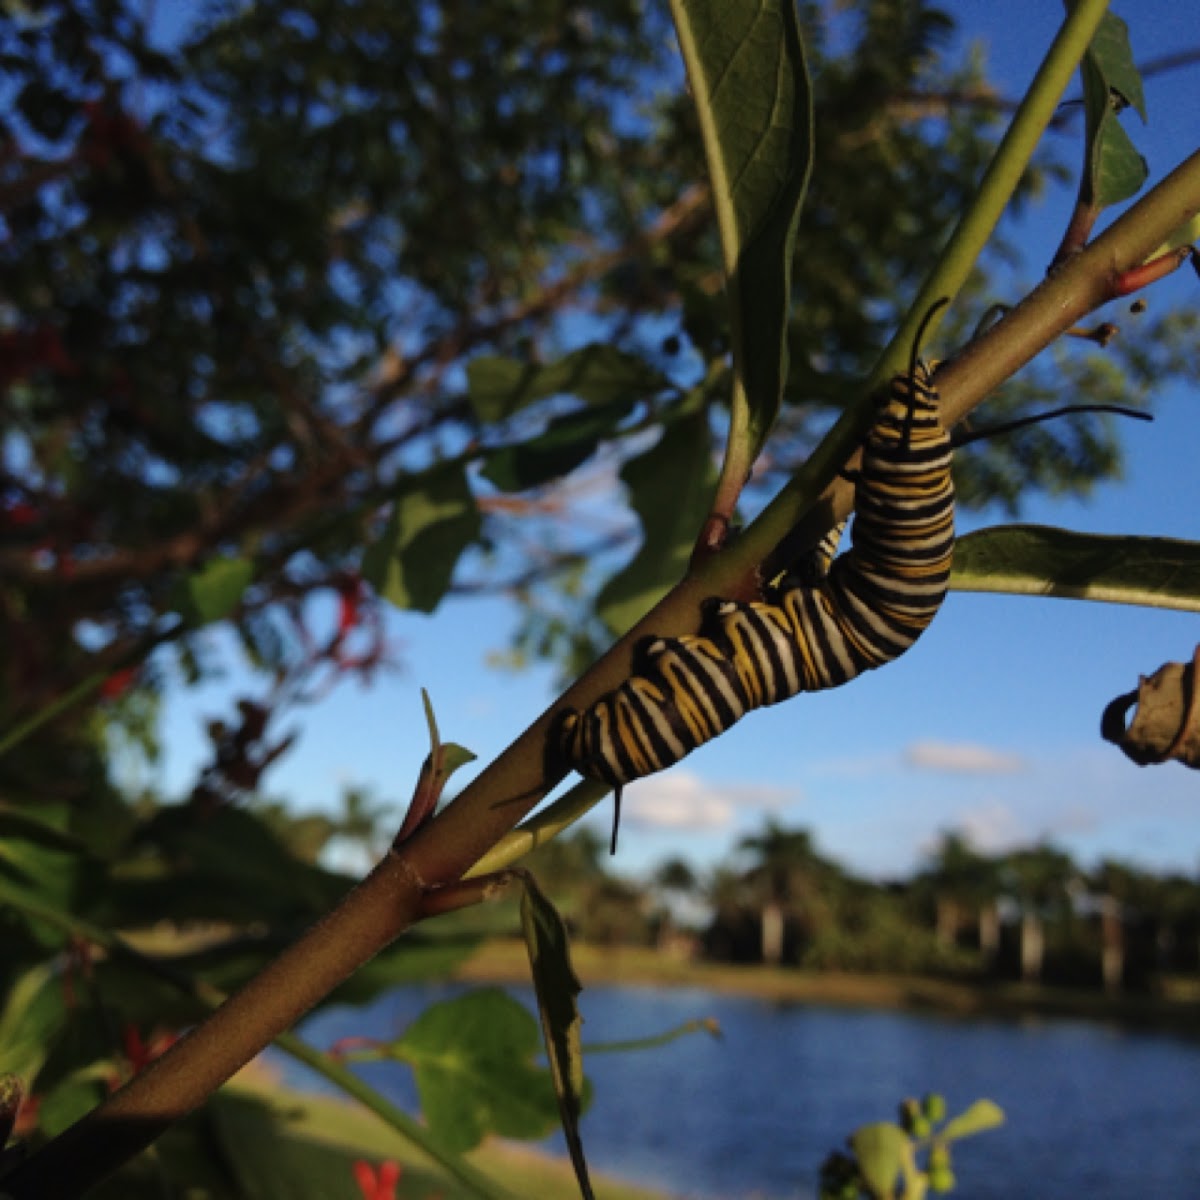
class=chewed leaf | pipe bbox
[951,526,1200,612]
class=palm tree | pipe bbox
[1090,859,1143,993]
[917,832,1002,963]
[650,856,702,953]
[999,845,1076,984]
[736,820,838,965]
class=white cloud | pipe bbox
[808,751,901,778]
[954,801,1027,854]
[905,740,1026,774]
[624,770,799,833]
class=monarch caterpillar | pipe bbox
[556,360,954,851]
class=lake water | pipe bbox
[279,982,1200,1199]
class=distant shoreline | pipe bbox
[454,938,1200,1034]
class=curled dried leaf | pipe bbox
[1101,647,1200,767]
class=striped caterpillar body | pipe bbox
[557,362,954,849]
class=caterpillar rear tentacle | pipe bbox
[557,361,953,853]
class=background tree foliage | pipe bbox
[3,1,1199,1195]
[5,0,1192,726]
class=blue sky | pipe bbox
[141,2,1200,884]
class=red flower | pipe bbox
[353,1159,402,1200]
[1,501,37,528]
[120,1025,179,1076]
[336,575,365,636]
[100,666,139,700]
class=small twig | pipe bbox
[953,403,1152,448]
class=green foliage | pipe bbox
[519,872,593,1200]
[2,0,1179,734]
[670,0,813,502]
[820,1093,1004,1200]
[389,989,563,1154]
[466,345,672,423]
[1078,13,1147,211]
[596,411,718,634]
[172,557,256,627]
[363,465,482,613]
[479,402,632,495]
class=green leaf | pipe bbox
[397,690,477,843]
[670,0,813,481]
[1086,11,1145,119]
[37,1072,108,1139]
[479,401,629,493]
[107,806,346,929]
[849,1122,910,1198]
[396,989,561,1153]
[467,344,670,422]
[1080,13,1148,210]
[0,805,83,855]
[424,691,475,782]
[939,1098,1006,1143]
[950,526,1200,611]
[1089,110,1147,211]
[519,872,593,1200]
[362,464,481,613]
[597,412,716,635]
[0,804,81,918]
[1150,212,1200,259]
[0,964,68,1085]
[173,556,254,626]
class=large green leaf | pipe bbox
[670,0,813,483]
[951,526,1200,611]
[362,464,481,613]
[520,873,592,1200]
[596,412,717,635]
[467,344,670,423]
[1080,12,1147,210]
[396,989,561,1154]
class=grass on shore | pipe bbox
[229,1065,667,1200]
[453,937,1200,1031]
